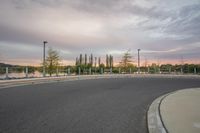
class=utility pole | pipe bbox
[138,49,141,74]
[43,41,48,77]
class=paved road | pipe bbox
[1,76,200,133]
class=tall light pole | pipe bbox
[43,41,48,77]
[138,49,141,74]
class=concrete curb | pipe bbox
[147,89,187,133]
[0,74,200,90]
[0,74,132,89]
[147,93,168,133]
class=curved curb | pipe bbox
[0,74,133,89]
[147,88,200,133]
[157,88,200,133]
[147,89,185,133]
[1,74,200,90]
[147,92,173,133]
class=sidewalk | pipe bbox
[148,88,200,133]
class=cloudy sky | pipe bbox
[0,0,200,66]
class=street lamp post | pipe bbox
[43,41,48,77]
[138,49,141,74]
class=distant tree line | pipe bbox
[106,54,114,68]
[1,48,200,75]
[143,63,200,74]
[74,53,114,74]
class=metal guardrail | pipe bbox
[0,66,199,80]
[0,74,134,89]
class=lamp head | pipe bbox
[43,41,48,44]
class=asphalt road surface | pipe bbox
[1,76,200,133]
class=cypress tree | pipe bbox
[80,54,82,65]
[106,54,109,68]
[91,54,93,66]
[85,54,87,65]
[95,57,97,68]
[98,57,101,66]
[109,55,112,68]
[75,57,78,65]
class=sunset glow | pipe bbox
[0,0,200,66]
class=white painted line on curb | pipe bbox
[147,94,167,133]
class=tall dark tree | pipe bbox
[90,54,93,66]
[85,54,87,65]
[95,57,97,68]
[112,55,114,68]
[106,54,109,68]
[75,57,79,65]
[79,54,82,65]
[109,55,114,68]
[89,55,91,65]
[98,57,101,66]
